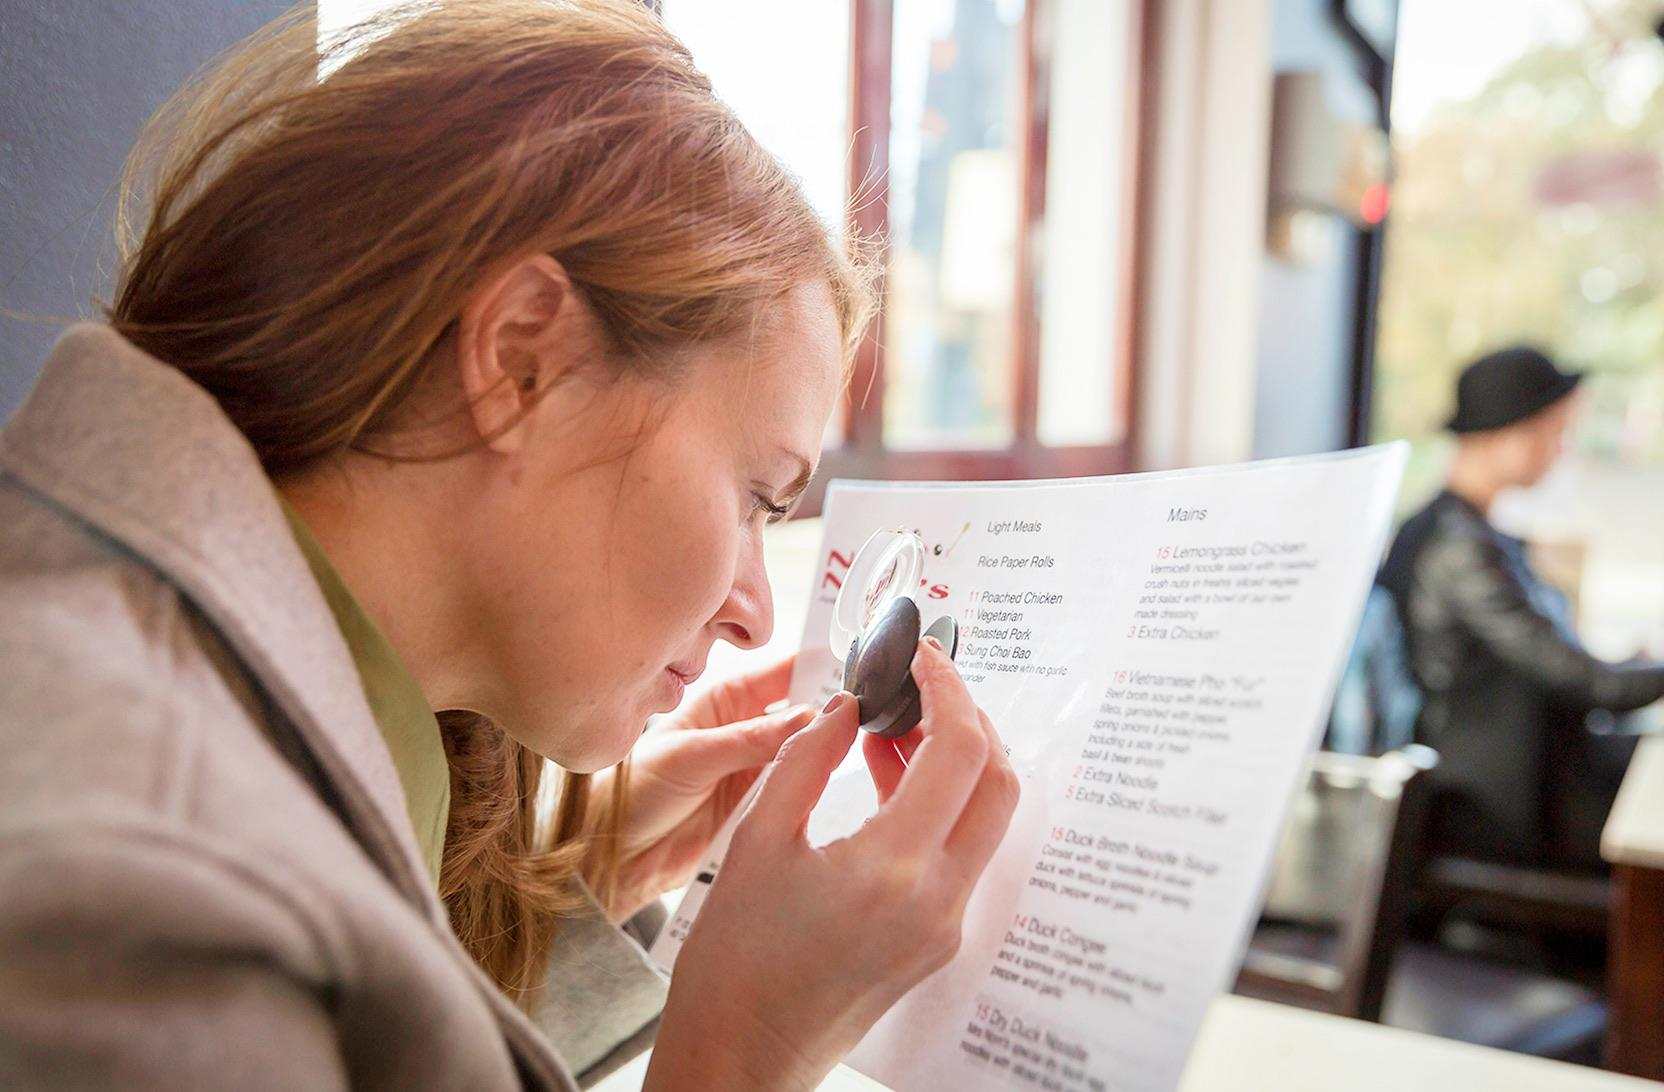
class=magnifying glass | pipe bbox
[830,529,960,739]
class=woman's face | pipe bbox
[463,280,843,771]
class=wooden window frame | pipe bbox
[803,0,1152,516]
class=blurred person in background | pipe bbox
[1378,346,1664,874]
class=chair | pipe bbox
[1417,855,1609,939]
[1403,852,1610,1062]
[1235,747,1609,1063]
[1327,586,1422,756]
[1234,746,1437,1020]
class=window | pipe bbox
[1376,0,1664,659]
[656,2,851,233]
[883,0,1024,449]
[322,0,1151,509]
[669,0,1149,505]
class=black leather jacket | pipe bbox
[1378,490,1664,869]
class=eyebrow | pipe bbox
[777,452,814,502]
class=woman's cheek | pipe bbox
[627,482,736,634]
[680,508,742,622]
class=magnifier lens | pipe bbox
[829,530,925,660]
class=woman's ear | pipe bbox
[454,254,575,454]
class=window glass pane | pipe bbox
[659,1,851,234]
[884,0,1025,449]
[1036,0,1134,447]
[660,1,851,450]
[316,0,404,75]
[317,0,387,39]
[318,2,851,240]
[1377,0,1664,659]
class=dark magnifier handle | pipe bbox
[847,599,959,740]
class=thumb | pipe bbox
[745,692,859,834]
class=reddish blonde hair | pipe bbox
[109,0,875,1003]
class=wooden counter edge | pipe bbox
[1606,863,1664,1077]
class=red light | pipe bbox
[1360,182,1390,225]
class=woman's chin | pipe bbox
[516,683,669,772]
[517,713,636,774]
[554,737,634,775]
[571,711,659,773]
[655,665,688,713]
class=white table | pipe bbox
[1600,735,1664,1077]
[598,995,1652,1091]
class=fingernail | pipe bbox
[922,636,944,652]
[822,691,852,715]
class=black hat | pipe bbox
[1446,345,1583,434]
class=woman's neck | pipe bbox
[275,458,477,713]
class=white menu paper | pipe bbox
[651,445,1407,1092]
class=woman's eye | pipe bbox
[751,492,792,525]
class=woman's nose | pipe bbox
[714,540,774,649]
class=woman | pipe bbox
[0,2,1018,1089]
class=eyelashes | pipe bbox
[751,492,793,525]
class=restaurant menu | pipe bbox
[650,445,1408,1092]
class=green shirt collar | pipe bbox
[280,499,449,884]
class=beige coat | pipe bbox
[0,325,668,1089]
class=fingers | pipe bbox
[867,640,988,847]
[743,692,859,835]
[660,703,815,788]
[911,637,979,736]
[862,731,907,804]
[942,706,1020,882]
[706,654,797,722]
[970,705,1006,771]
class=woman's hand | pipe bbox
[646,638,1019,1091]
[589,657,814,923]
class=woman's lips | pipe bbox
[656,659,705,712]
[666,661,703,686]
[660,662,701,708]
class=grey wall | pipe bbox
[1250,0,1377,459]
[1,1,291,420]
